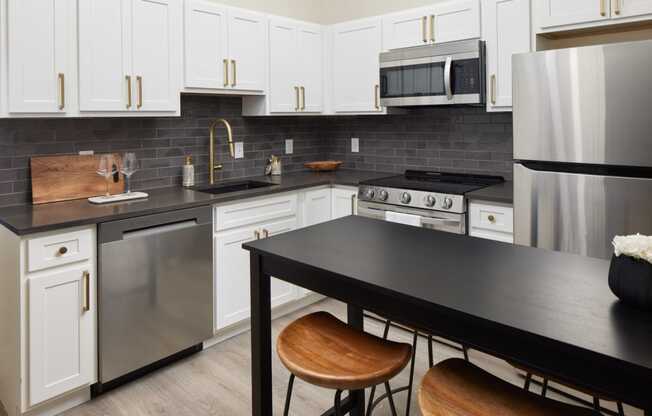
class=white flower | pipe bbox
[612,234,652,265]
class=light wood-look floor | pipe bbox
[5,299,642,416]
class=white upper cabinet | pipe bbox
[536,0,610,29]
[183,1,266,92]
[297,23,323,113]
[8,0,76,114]
[268,17,323,114]
[227,8,267,91]
[382,0,480,50]
[482,0,531,112]
[331,17,383,113]
[184,1,228,89]
[79,0,181,113]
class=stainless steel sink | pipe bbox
[194,180,274,195]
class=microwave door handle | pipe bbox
[444,56,453,100]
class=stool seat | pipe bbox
[418,359,596,416]
[277,312,412,391]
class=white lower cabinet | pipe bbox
[303,188,332,226]
[0,225,97,416]
[469,201,514,243]
[332,186,358,218]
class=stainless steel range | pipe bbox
[358,171,504,234]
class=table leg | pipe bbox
[251,253,272,416]
[347,304,365,416]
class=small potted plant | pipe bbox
[609,234,652,310]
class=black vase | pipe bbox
[608,254,652,310]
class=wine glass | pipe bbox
[96,154,117,198]
[121,152,138,194]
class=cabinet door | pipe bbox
[483,0,530,111]
[297,23,323,113]
[260,218,299,308]
[382,7,430,50]
[184,0,228,89]
[8,0,74,113]
[537,0,610,29]
[79,0,131,111]
[214,225,259,330]
[332,188,358,219]
[432,0,480,43]
[303,188,332,226]
[28,266,94,406]
[228,8,266,91]
[269,18,298,113]
[332,18,383,113]
[132,0,179,111]
[614,0,652,19]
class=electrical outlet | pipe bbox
[285,139,293,154]
[351,137,359,153]
[234,142,244,159]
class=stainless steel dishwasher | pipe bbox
[95,206,213,393]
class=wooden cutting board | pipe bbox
[31,154,124,204]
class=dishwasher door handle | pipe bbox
[122,220,199,240]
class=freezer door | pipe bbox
[513,40,652,167]
[514,163,652,260]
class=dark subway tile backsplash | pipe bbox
[0,95,512,208]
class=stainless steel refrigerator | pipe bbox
[513,40,652,260]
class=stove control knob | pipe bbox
[378,189,389,201]
[424,195,436,207]
[363,188,375,200]
[442,197,453,210]
[400,192,412,204]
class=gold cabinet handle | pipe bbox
[600,0,606,16]
[374,84,380,109]
[488,215,496,223]
[82,271,90,312]
[58,246,68,256]
[125,75,132,109]
[223,59,229,87]
[422,16,428,43]
[300,86,305,110]
[263,229,269,238]
[490,74,497,105]
[136,76,143,109]
[430,15,435,43]
[294,86,300,111]
[613,0,621,14]
[254,230,261,240]
[351,194,357,214]
[57,73,65,110]
[231,60,237,87]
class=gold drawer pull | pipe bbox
[223,59,229,87]
[254,230,261,240]
[422,16,428,43]
[58,246,68,256]
[300,86,306,111]
[600,0,606,16]
[614,0,621,14]
[125,75,132,109]
[488,215,496,223]
[490,74,497,105]
[231,59,237,87]
[263,229,270,238]
[58,73,65,110]
[374,84,380,109]
[136,76,143,109]
[294,86,300,111]
[430,15,435,43]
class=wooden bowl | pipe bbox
[304,161,343,172]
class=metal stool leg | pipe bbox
[541,378,549,397]
[463,346,470,362]
[384,382,398,416]
[428,335,434,368]
[524,373,532,391]
[334,390,344,416]
[593,397,600,412]
[617,401,625,416]
[404,330,418,416]
[366,320,393,413]
[283,374,295,416]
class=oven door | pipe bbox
[380,55,483,106]
[357,201,466,235]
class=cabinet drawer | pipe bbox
[469,202,513,234]
[27,229,93,272]
[215,194,297,232]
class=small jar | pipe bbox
[182,156,195,187]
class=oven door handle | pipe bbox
[444,56,453,100]
[421,216,460,226]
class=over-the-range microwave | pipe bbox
[379,38,485,107]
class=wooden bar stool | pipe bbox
[277,312,412,416]
[418,358,597,416]
[512,362,626,416]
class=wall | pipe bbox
[0,95,513,208]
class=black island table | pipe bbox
[243,216,652,416]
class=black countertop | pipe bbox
[466,181,513,204]
[0,170,389,236]
[244,215,652,373]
